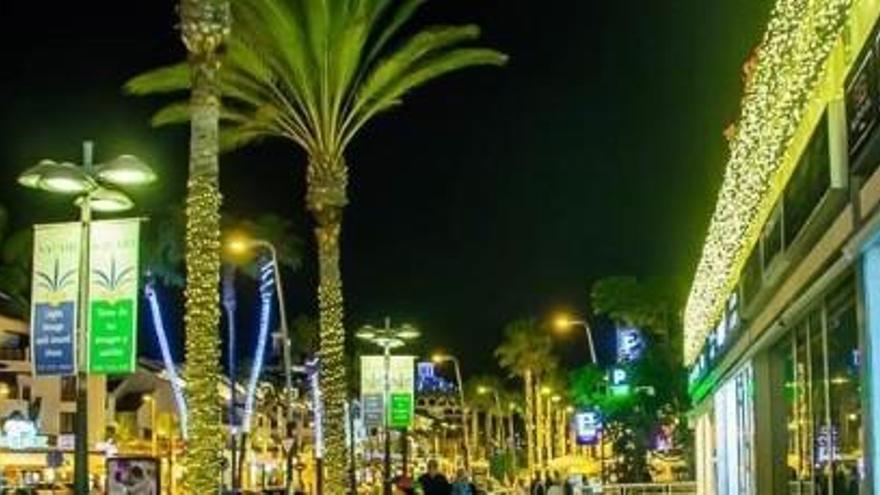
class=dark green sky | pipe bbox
[0,1,770,374]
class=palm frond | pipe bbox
[125,64,190,95]
[355,25,483,113]
[345,47,507,146]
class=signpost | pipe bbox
[87,219,140,374]
[30,223,81,376]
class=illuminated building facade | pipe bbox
[686,2,880,494]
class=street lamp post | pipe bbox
[227,237,296,494]
[18,141,156,495]
[431,353,471,472]
[554,315,597,365]
[357,318,419,495]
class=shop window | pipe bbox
[714,364,755,495]
[60,376,76,402]
[60,412,75,434]
[762,205,784,272]
[21,385,30,401]
[773,277,863,494]
[784,112,831,244]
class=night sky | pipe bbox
[0,1,770,375]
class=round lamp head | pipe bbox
[96,155,156,186]
[76,187,134,212]
[397,324,420,340]
[18,160,59,189]
[554,315,572,331]
[37,162,93,194]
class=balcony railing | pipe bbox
[0,348,27,361]
[597,483,697,495]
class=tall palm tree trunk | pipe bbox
[471,408,480,460]
[307,154,349,495]
[535,377,545,476]
[179,1,228,493]
[524,370,535,475]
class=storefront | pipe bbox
[684,1,880,494]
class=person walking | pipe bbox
[451,469,473,495]
[418,459,451,495]
[546,472,563,495]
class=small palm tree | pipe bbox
[495,319,555,476]
[128,2,506,488]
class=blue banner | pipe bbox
[30,223,81,376]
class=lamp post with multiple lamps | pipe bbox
[227,236,296,494]
[431,352,471,472]
[356,319,419,495]
[18,141,156,495]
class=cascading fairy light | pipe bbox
[145,279,189,438]
[242,260,275,432]
[683,0,852,365]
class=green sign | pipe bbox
[388,393,413,428]
[87,220,140,374]
[388,356,414,429]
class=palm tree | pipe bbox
[495,319,555,476]
[176,0,231,490]
[0,204,34,318]
[128,2,506,489]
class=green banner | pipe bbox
[87,219,140,374]
[388,393,413,429]
[388,356,414,429]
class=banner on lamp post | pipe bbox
[361,356,385,429]
[360,355,415,430]
[87,219,140,374]
[30,223,82,376]
[388,355,415,429]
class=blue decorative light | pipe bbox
[145,279,189,438]
[308,358,324,457]
[416,362,456,394]
[242,260,275,433]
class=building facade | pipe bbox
[685,2,880,494]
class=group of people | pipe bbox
[392,459,481,495]
[524,472,575,495]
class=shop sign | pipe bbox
[574,410,601,445]
[609,368,631,397]
[30,223,81,376]
[88,220,140,374]
[616,326,644,363]
[0,416,48,450]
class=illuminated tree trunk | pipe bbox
[524,370,535,475]
[471,408,480,459]
[307,154,349,495]
[535,378,545,475]
[179,1,228,493]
